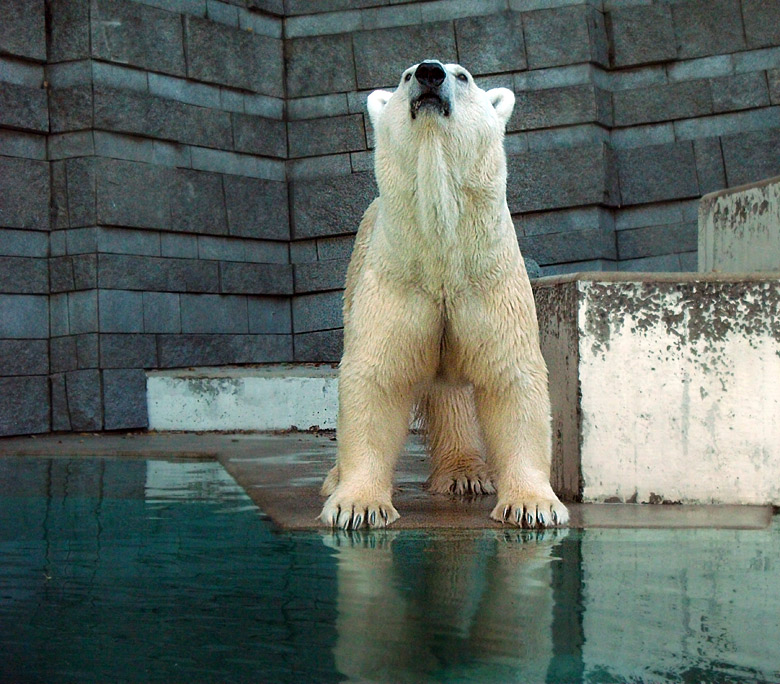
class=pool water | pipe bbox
[1,457,779,683]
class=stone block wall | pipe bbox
[0,1,50,436]
[1,0,779,435]
[286,0,780,360]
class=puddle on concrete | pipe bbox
[1,457,779,683]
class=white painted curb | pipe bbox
[147,364,339,432]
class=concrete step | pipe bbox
[146,273,780,507]
[147,363,338,432]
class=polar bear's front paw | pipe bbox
[319,489,400,530]
[425,461,495,496]
[490,496,569,528]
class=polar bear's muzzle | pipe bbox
[410,60,452,119]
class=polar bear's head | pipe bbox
[367,60,515,147]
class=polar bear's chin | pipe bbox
[410,94,451,120]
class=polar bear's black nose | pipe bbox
[415,61,446,89]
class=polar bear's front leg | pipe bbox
[319,280,441,530]
[473,376,569,528]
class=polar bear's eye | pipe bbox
[404,73,412,82]
[456,72,468,82]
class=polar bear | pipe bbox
[319,60,569,530]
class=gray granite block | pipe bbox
[670,0,746,60]
[619,253,682,272]
[170,169,228,236]
[219,262,294,295]
[285,33,356,98]
[293,259,350,294]
[98,254,220,293]
[607,4,675,68]
[96,227,161,257]
[51,373,71,432]
[506,144,619,213]
[523,5,608,70]
[65,158,96,228]
[455,11,526,75]
[0,82,48,133]
[291,171,377,239]
[0,0,46,61]
[290,240,318,264]
[91,61,149,92]
[49,85,93,133]
[48,0,90,62]
[66,369,102,431]
[0,339,48,376]
[617,222,698,259]
[0,376,50,436]
[0,156,49,230]
[50,335,78,374]
[185,16,283,97]
[224,176,290,241]
[103,368,148,430]
[98,290,145,333]
[317,235,356,261]
[0,129,46,161]
[247,297,291,335]
[0,257,48,294]
[0,294,48,338]
[99,334,158,369]
[518,206,614,236]
[161,233,199,259]
[721,128,780,187]
[710,72,770,113]
[180,294,249,334]
[77,333,99,369]
[73,254,98,290]
[693,137,726,195]
[50,294,70,338]
[518,226,616,266]
[157,333,292,367]
[352,22,458,90]
[143,292,182,334]
[613,80,712,126]
[93,86,233,150]
[294,329,343,363]
[90,0,186,76]
[292,290,343,333]
[68,290,98,335]
[741,0,780,49]
[288,114,367,158]
[96,159,170,230]
[232,113,287,158]
[50,257,75,294]
[510,84,610,132]
[616,141,699,206]
[769,69,780,105]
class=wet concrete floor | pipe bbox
[0,431,772,530]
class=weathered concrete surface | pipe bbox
[147,363,338,431]
[0,432,771,530]
[699,175,780,272]
[535,272,780,506]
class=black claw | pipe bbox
[369,511,376,526]
[515,508,523,524]
[525,511,535,527]
[380,507,388,522]
[552,510,559,525]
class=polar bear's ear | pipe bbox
[367,90,392,127]
[486,88,515,126]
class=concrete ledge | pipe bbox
[536,272,780,506]
[147,363,338,431]
[698,174,780,272]
[0,432,772,531]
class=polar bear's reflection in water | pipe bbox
[322,529,567,682]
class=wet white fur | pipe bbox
[319,63,569,529]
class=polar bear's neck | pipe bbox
[414,134,460,237]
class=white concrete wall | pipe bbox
[147,365,339,431]
[699,175,780,273]
[574,277,780,505]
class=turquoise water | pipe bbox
[1,458,779,683]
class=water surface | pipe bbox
[1,457,778,683]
